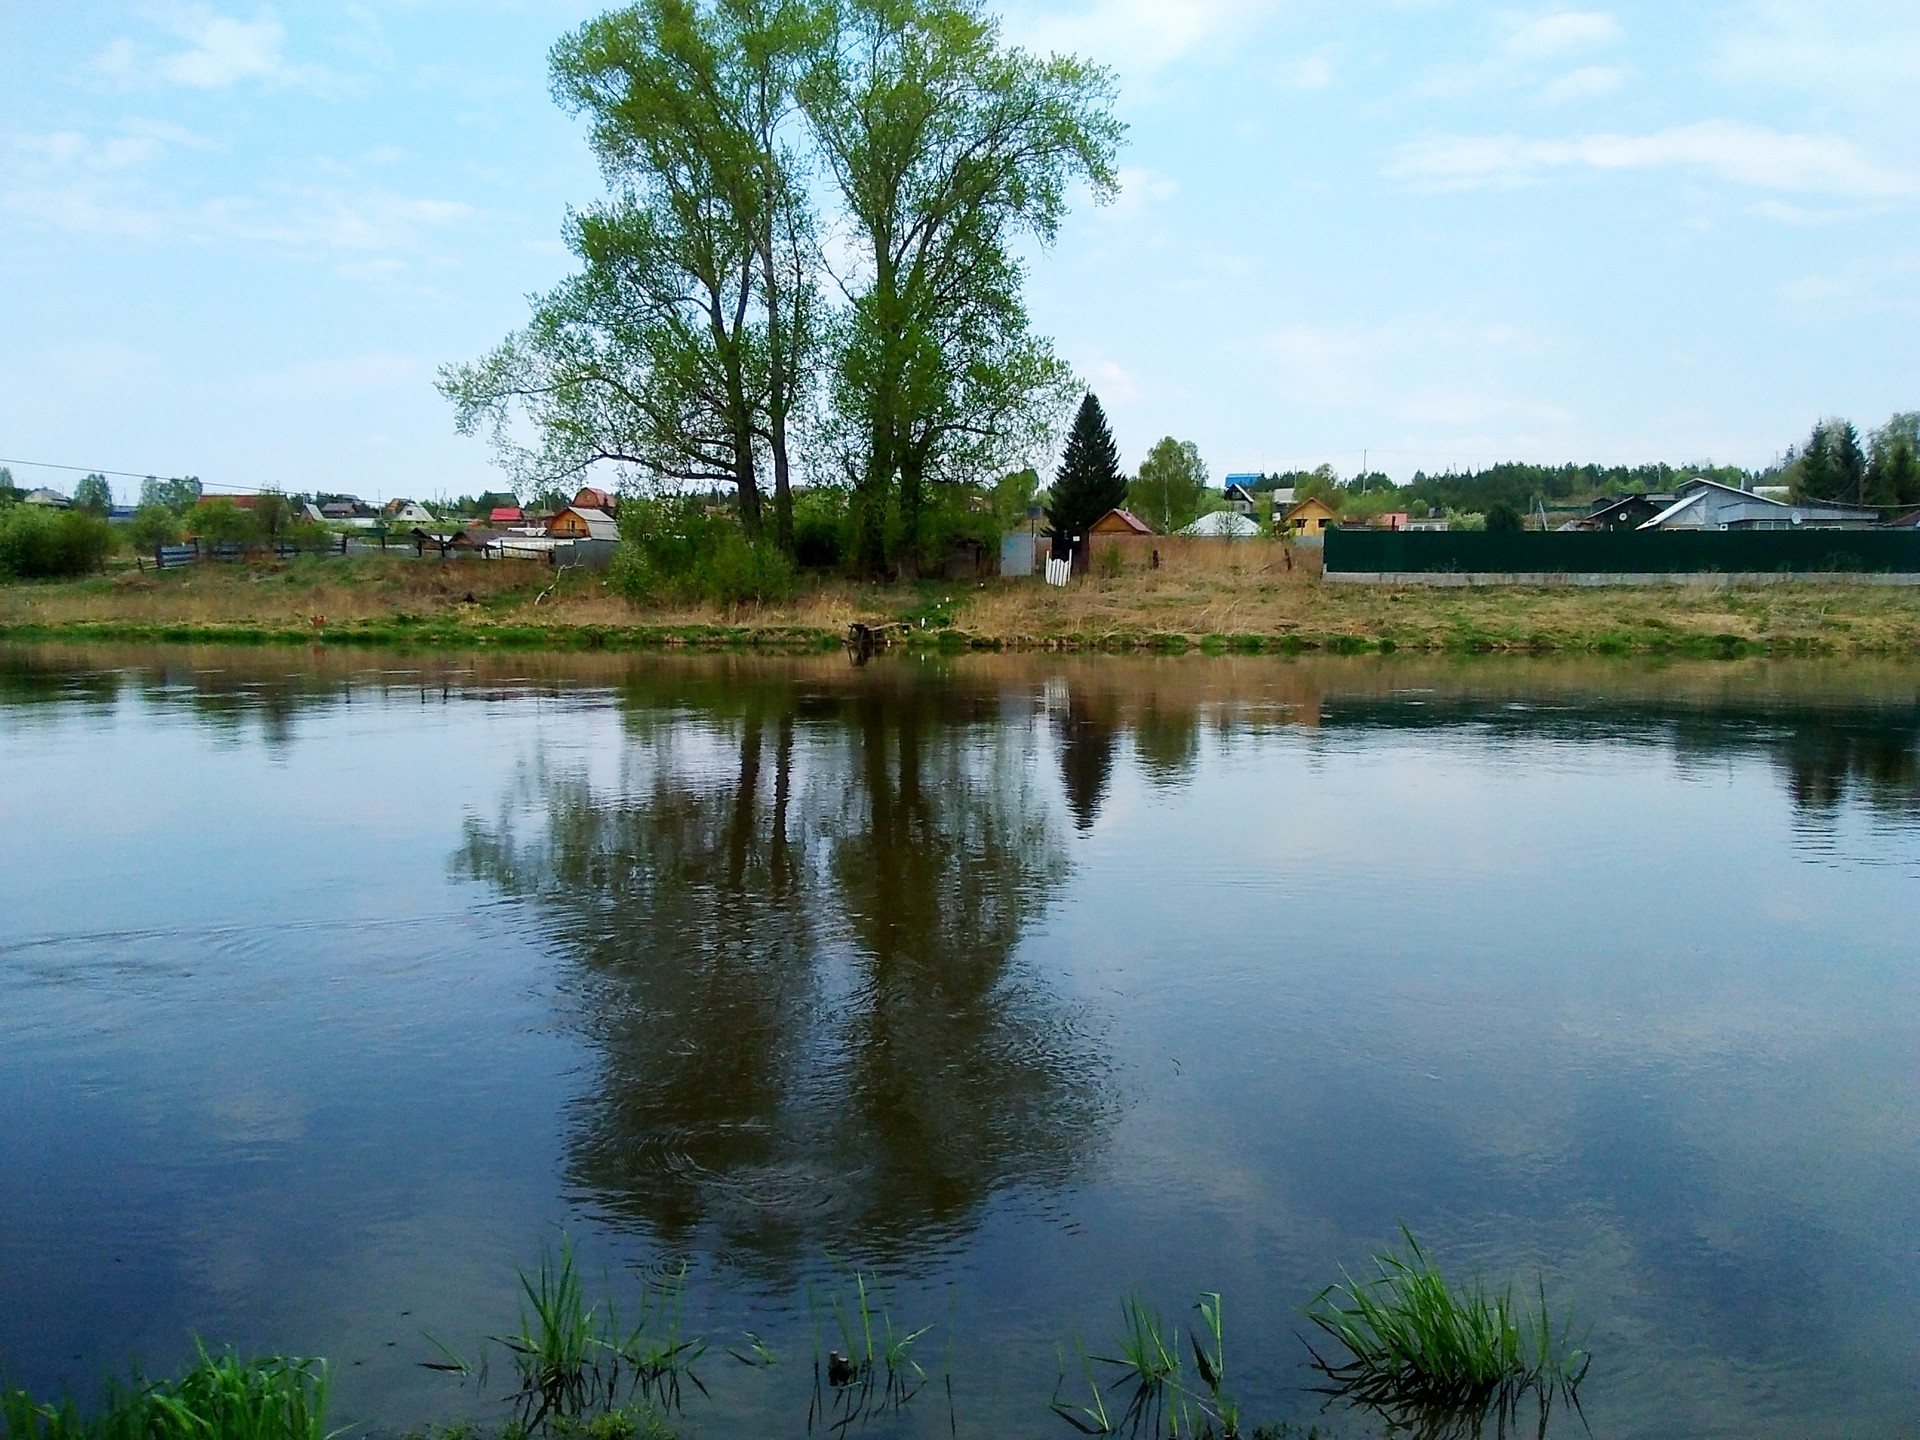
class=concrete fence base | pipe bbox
[1325,570,1920,587]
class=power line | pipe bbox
[0,456,271,494]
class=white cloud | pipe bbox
[1540,65,1629,101]
[245,353,429,400]
[1275,52,1335,91]
[1411,9,1622,100]
[1501,11,1620,61]
[91,6,325,91]
[1105,166,1180,218]
[1,126,474,265]
[1259,321,1540,409]
[1008,0,1277,76]
[1387,121,1918,198]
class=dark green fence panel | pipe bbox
[1325,528,1920,575]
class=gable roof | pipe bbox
[1283,495,1336,519]
[1091,507,1154,534]
[547,506,621,541]
[1638,476,1880,529]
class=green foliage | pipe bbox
[791,486,851,569]
[1789,417,1867,503]
[993,467,1042,530]
[803,0,1119,572]
[1046,394,1126,539]
[139,475,203,514]
[1,1346,330,1440]
[72,474,114,517]
[1304,1228,1587,1435]
[1866,412,1920,507]
[127,504,184,553]
[1483,501,1523,532]
[0,505,114,579]
[1049,1292,1241,1438]
[1443,509,1486,532]
[610,494,794,606]
[446,0,818,546]
[188,499,260,547]
[1129,438,1208,534]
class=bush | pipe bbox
[609,494,794,607]
[127,503,183,553]
[792,488,850,570]
[0,504,115,579]
[1484,501,1524,532]
[188,498,260,546]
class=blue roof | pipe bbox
[1223,473,1261,487]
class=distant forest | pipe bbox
[1243,410,1918,518]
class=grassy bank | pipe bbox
[4,552,1919,655]
[1,1235,1581,1440]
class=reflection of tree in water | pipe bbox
[1055,688,1120,829]
[1772,717,1920,818]
[456,670,1108,1272]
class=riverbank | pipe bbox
[4,553,1919,655]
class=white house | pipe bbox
[1178,511,1262,538]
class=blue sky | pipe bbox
[2,1,1916,503]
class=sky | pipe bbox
[1,1,1916,503]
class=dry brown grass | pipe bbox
[4,549,1919,654]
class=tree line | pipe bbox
[1783,413,1920,508]
[441,0,1122,580]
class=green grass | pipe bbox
[1050,1293,1243,1439]
[2,1345,330,1440]
[1303,1228,1588,1436]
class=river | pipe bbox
[2,645,1915,1439]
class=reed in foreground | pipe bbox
[1,1344,330,1440]
[1303,1228,1587,1437]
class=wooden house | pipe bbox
[1280,495,1337,537]
[1089,507,1154,536]
[546,506,621,541]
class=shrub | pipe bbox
[792,488,850,570]
[609,495,794,607]
[126,503,183,553]
[1484,501,1524,532]
[0,504,114,579]
[187,498,260,546]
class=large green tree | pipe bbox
[1128,437,1207,533]
[801,0,1120,574]
[1866,412,1920,508]
[441,0,817,544]
[1045,393,1125,541]
[71,473,114,517]
[1791,418,1867,504]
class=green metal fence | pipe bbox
[1325,528,1920,575]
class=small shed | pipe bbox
[1090,507,1154,536]
[1281,496,1337,537]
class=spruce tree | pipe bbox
[1046,394,1127,541]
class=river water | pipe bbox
[1,645,1916,1439]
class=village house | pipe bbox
[1089,507,1154,536]
[1280,495,1337,539]
[546,505,621,541]
[1638,477,1880,531]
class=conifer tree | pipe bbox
[1046,393,1126,541]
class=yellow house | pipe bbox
[1281,495,1337,537]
